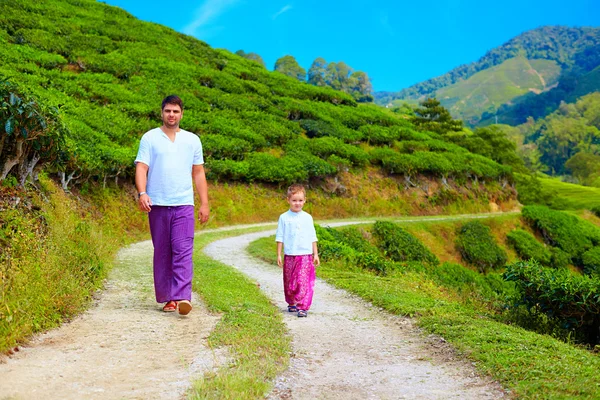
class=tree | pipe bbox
[537,117,599,174]
[307,57,327,87]
[274,55,306,81]
[565,152,600,185]
[235,50,265,68]
[0,80,69,186]
[348,71,373,102]
[411,98,463,135]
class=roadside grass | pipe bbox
[538,176,600,210]
[0,176,145,353]
[189,226,290,400]
[247,219,600,399]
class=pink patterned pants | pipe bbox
[283,254,315,311]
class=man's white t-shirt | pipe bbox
[135,127,204,206]
[275,210,318,256]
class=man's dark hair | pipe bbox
[161,95,183,110]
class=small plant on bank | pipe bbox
[455,221,507,273]
[373,221,439,266]
[582,247,600,276]
[522,205,600,271]
[504,260,600,346]
[506,229,552,266]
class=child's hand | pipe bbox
[277,255,283,268]
[313,255,320,267]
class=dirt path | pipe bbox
[0,238,227,400]
[204,222,507,399]
[0,215,511,399]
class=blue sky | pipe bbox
[103,0,600,92]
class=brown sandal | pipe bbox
[177,300,192,315]
[163,301,178,312]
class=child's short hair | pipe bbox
[287,183,306,198]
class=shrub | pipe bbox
[592,206,600,218]
[246,153,307,184]
[430,263,514,300]
[201,134,251,160]
[286,151,337,179]
[506,229,552,266]
[315,225,393,274]
[455,221,507,273]
[582,247,600,276]
[206,159,249,181]
[550,247,572,269]
[504,260,600,345]
[522,205,600,267]
[373,221,439,266]
[308,137,369,167]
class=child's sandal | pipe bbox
[297,310,307,317]
[287,305,298,313]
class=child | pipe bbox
[275,184,320,317]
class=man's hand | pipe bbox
[198,203,210,223]
[138,193,152,212]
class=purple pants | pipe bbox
[148,205,195,303]
[283,255,316,311]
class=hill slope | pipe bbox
[375,26,600,126]
[0,0,509,191]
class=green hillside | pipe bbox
[0,0,510,191]
[376,26,600,126]
[436,56,561,124]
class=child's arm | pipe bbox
[277,241,283,267]
[312,241,320,267]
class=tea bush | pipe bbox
[504,260,600,345]
[506,229,552,266]
[315,224,393,274]
[456,221,507,273]
[522,205,600,269]
[582,247,600,276]
[372,221,439,266]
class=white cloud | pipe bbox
[182,0,241,36]
[272,4,292,20]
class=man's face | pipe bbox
[161,103,183,129]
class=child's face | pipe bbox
[287,191,306,212]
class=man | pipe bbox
[135,95,209,315]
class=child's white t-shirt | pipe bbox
[135,127,204,206]
[275,210,318,255]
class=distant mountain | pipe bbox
[375,26,600,126]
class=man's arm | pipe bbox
[192,164,209,223]
[135,162,151,212]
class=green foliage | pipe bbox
[550,247,572,269]
[451,125,525,170]
[0,0,512,191]
[0,80,69,184]
[411,98,463,135]
[565,151,600,186]
[246,153,307,184]
[506,229,552,266]
[522,205,600,269]
[592,206,600,218]
[372,221,439,266]
[504,260,600,345]
[274,55,306,81]
[455,221,507,273]
[582,247,600,276]
[315,224,393,274]
[376,26,600,107]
